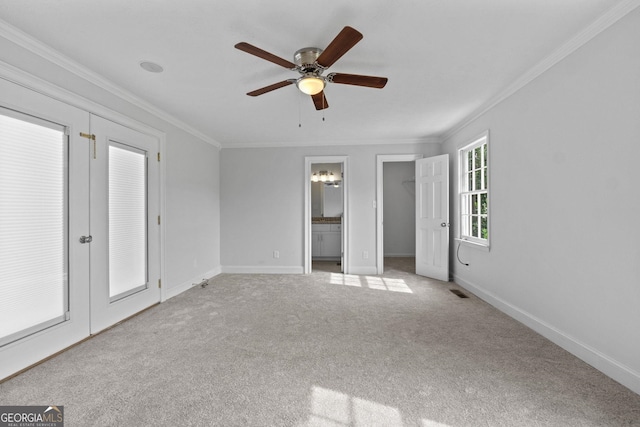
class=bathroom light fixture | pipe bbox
[311,171,336,183]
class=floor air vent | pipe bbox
[450,289,469,298]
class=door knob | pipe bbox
[79,235,93,244]
[440,223,449,227]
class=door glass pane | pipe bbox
[109,142,147,300]
[0,111,67,344]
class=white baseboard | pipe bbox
[221,265,378,275]
[161,267,221,301]
[348,266,378,275]
[384,253,415,257]
[221,265,304,274]
[453,274,640,396]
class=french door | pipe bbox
[0,79,160,380]
[89,115,160,333]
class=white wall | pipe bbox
[383,162,416,256]
[0,34,221,298]
[221,143,440,274]
[164,136,220,295]
[441,8,640,394]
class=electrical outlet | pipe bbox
[273,250,280,259]
[363,251,369,259]
[193,258,198,267]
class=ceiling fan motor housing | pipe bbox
[294,47,324,73]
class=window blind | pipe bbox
[108,142,147,300]
[0,110,68,344]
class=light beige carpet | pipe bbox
[1,258,639,426]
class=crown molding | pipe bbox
[221,136,443,149]
[0,19,222,149]
[0,59,163,140]
[442,0,640,143]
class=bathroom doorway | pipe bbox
[304,156,349,274]
[311,163,343,273]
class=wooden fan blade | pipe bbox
[316,26,363,68]
[329,73,388,88]
[247,80,294,96]
[311,91,329,110]
[235,42,297,69]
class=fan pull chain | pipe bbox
[298,91,302,128]
[322,93,326,122]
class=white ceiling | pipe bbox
[0,0,625,148]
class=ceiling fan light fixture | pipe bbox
[297,75,325,96]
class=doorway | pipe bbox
[376,155,422,274]
[304,156,349,274]
[376,154,450,280]
[310,163,343,273]
[382,161,416,273]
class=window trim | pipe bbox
[458,130,490,250]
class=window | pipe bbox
[459,131,489,247]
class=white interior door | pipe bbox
[415,154,450,281]
[0,80,91,380]
[89,115,160,333]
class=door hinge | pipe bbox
[80,132,97,159]
[158,279,162,289]
[157,215,161,225]
[157,152,161,162]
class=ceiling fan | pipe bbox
[235,26,388,110]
